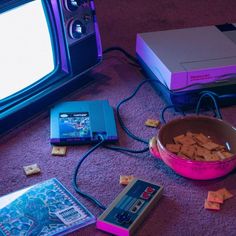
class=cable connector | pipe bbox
[92,132,106,142]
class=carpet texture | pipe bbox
[1,0,236,235]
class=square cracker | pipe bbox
[221,151,234,159]
[201,142,220,151]
[166,144,181,154]
[214,151,227,160]
[193,133,210,144]
[196,146,211,158]
[207,191,224,204]
[52,146,67,156]
[204,153,220,161]
[145,119,160,128]
[216,188,234,200]
[119,175,134,185]
[23,164,41,176]
[173,134,185,144]
[204,199,220,210]
[180,145,195,159]
[174,135,196,146]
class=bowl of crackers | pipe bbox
[149,115,236,180]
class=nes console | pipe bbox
[136,23,236,109]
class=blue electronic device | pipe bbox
[50,100,118,145]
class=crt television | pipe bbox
[0,0,102,135]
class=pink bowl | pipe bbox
[149,115,236,180]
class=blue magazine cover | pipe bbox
[0,178,96,236]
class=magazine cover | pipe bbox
[0,178,96,236]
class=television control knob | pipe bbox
[69,20,86,39]
[65,0,80,11]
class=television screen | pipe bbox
[0,0,55,100]
[0,0,102,135]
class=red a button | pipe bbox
[145,186,155,194]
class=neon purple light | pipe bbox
[96,220,130,236]
[51,0,70,73]
[90,0,102,58]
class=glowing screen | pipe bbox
[0,0,54,100]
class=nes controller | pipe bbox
[96,178,163,236]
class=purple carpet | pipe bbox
[1,0,236,235]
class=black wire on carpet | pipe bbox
[73,46,226,210]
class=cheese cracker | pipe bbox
[145,119,160,128]
[194,133,210,144]
[221,151,234,159]
[166,144,181,154]
[51,146,67,156]
[204,199,220,211]
[204,153,220,161]
[180,136,196,146]
[23,164,41,176]
[216,188,234,200]
[201,142,220,151]
[166,131,234,162]
[119,175,134,185]
[207,191,224,204]
[196,146,211,157]
[180,145,195,159]
[173,134,186,144]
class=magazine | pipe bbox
[0,178,96,236]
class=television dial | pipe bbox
[65,0,80,11]
[69,20,86,39]
[65,0,89,11]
